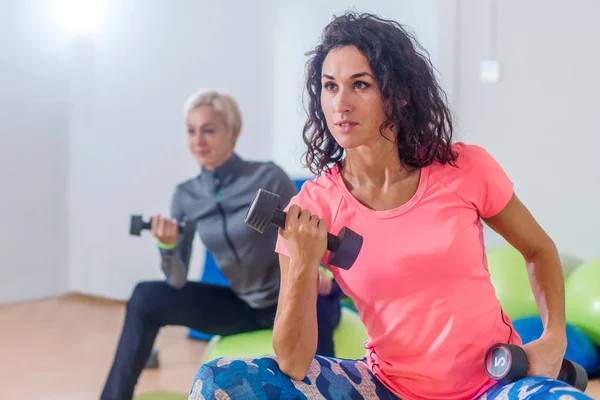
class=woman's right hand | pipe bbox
[279,205,328,271]
[150,214,179,246]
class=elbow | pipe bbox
[273,337,314,381]
[277,359,310,381]
[523,237,558,264]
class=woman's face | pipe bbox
[186,105,236,170]
[320,45,390,150]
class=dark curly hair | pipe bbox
[301,11,457,176]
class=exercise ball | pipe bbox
[202,329,273,362]
[202,308,368,362]
[565,258,600,346]
[331,307,368,359]
[486,245,538,320]
[512,316,599,375]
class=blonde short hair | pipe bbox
[183,89,242,137]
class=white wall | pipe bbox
[441,0,600,260]
[67,0,279,299]
[0,1,70,303]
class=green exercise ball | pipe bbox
[332,307,368,359]
[486,245,538,320]
[202,308,368,362]
[202,329,274,362]
[565,258,600,346]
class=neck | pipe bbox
[200,152,243,184]
[202,150,235,171]
[342,136,407,188]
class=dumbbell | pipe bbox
[244,189,363,270]
[129,214,196,242]
[484,343,588,391]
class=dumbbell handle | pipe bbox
[485,343,588,391]
[271,208,341,252]
[139,218,186,232]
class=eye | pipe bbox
[354,81,370,90]
[323,81,337,91]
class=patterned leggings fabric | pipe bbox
[188,355,593,399]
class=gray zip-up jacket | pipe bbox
[159,153,298,309]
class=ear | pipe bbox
[230,130,239,145]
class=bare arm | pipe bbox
[272,205,327,380]
[272,254,319,380]
[484,193,566,341]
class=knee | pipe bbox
[127,281,162,313]
[190,357,271,399]
[190,356,308,398]
[191,358,220,388]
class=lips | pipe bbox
[335,119,358,133]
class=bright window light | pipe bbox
[49,0,107,36]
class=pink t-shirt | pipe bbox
[274,142,522,400]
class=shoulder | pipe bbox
[173,176,198,196]
[238,159,290,183]
[258,161,290,180]
[453,142,500,168]
[286,167,342,219]
[429,142,506,181]
[297,170,338,198]
[429,142,514,218]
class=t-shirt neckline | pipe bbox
[330,163,430,219]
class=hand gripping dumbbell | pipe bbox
[129,214,196,242]
[484,343,588,391]
[244,189,363,270]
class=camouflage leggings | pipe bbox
[189,355,593,399]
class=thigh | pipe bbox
[189,355,400,400]
[480,376,593,399]
[134,280,261,336]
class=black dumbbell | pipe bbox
[484,343,588,391]
[129,214,196,242]
[244,189,363,270]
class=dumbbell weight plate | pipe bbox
[130,215,144,236]
[327,226,363,270]
[484,343,528,384]
[559,359,588,392]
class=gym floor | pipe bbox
[1,294,599,400]
[0,294,205,399]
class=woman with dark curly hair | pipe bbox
[189,12,592,400]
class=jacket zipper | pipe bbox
[215,181,241,263]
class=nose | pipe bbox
[191,130,206,145]
[333,86,353,114]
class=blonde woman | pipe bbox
[100,89,341,400]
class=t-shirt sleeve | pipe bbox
[455,143,514,218]
[274,178,332,259]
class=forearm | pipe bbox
[273,260,319,380]
[526,241,566,339]
[159,240,191,289]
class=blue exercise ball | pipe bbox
[512,316,599,375]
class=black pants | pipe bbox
[100,280,342,400]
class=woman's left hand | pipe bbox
[317,270,333,296]
[522,332,567,378]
